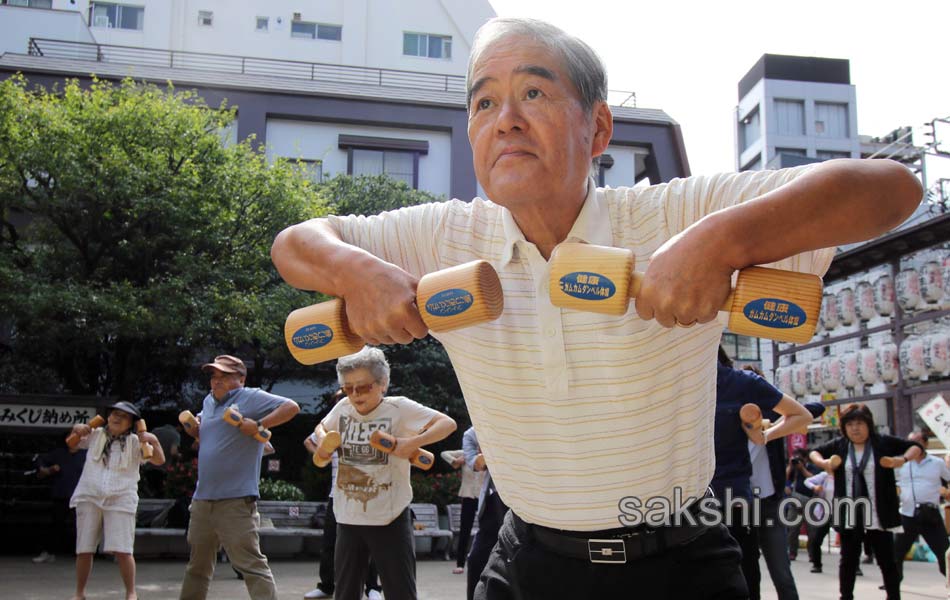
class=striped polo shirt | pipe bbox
[328,167,833,531]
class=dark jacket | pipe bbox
[812,433,922,530]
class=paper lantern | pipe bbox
[841,352,859,388]
[836,287,856,326]
[925,332,950,375]
[896,268,921,311]
[856,281,876,321]
[820,356,843,392]
[821,293,839,330]
[858,348,879,385]
[878,343,899,384]
[775,367,793,396]
[806,361,824,394]
[920,261,943,304]
[874,274,895,316]
[899,337,926,380]
[791,363,808,396]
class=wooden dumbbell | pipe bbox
[66,415,105,448]
[285,260,505,365]
[313,430,341,468]
[548,242,823,344]
[369,430,434,470]
[223,406,272,443]
[179,410,200,434]
[136,419,154,459]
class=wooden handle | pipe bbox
[313,431,342,468]
[739,403,762,431]
[136,420,153,459]
[549,242,822,343]
[285,260,504,366]
[66,415,105,448]
[178,410,199,433]
[369,430,434,470]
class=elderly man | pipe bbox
[893,431,950,581]
[271,17,922,599]
[179,355,300,600]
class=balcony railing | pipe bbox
[27,37,467,94]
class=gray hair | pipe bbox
[336,346,390,391]
[466,17,608,115]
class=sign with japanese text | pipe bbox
[0,403,97,429]
[918,394,950,450]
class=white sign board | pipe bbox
[0,403,97,429]
[918,394,950,450]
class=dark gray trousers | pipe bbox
[335,506,416,600]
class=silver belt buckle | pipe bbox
[588,538,627,564]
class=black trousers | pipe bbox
[838,527,899,600]
[893,513,948,578]
[806,521,831,568]
[336,507,415,600]
[474,510,748,600]
[457,497,478,568]
[317,497,381,595]
[467,489,508,600]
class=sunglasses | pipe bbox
[342,382,376,396]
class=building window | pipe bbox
[721,333,761,362]
[403,32,452,59]
[197,10,213,27]
[338,135,429,190]
[775,148,806,157]
[740,156,762,172]
[739,106,760,152]
[4,0,53,8]
[293,159,323,184]
[816,150,850,160]
[291,21,342,41]
[774,99,805,136]
[89,2,144,30]
[255,16,268,32]
[815,102,849,138]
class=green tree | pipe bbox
[0,76,320,403]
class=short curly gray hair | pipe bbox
[336,346,390,391]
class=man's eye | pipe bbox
[526,88,541,99]
[476,98,492,111]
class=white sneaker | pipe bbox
[32,552,54,564]
[367,590,383,600]
[303,588,332,599]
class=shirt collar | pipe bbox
[497,177,612,269]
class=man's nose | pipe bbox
[495,98,526,134]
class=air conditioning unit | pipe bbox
[293,12,302,22]
[94,15,111,28]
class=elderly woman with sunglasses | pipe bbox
[307,346,457,600]
[809,403,922,600]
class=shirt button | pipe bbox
[546,328,557,338]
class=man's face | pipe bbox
[467,35,608,211]
[209,369,244,401]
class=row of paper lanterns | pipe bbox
[818,260,949,331]
[776,332,950,395]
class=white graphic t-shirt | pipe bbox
[321,396,437,525]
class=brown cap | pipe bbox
[201,354,247,376]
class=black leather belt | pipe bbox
[525,491,712,565]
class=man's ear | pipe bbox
[590,101,613,159]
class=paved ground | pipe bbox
[5,552,947,599]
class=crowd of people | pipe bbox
[22,12,943,600]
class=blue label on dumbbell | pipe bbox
[292,324,334,349]
[742,298,807,329]
[378,437,395,449]
[418,454,432,465]
[559,272,616,301]
[425,288,473,317]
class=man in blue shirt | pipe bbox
[179,355,300,600]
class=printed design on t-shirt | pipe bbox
[339,415,390,466]
[338,463,391,511]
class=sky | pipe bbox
[486,0,950,189]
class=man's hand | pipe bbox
[238,418,260,438]
[813,485,824,496]
[451,456,465,469]
[634,223,734,328]
[340,259,428,346]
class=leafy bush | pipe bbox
[410,470,461,509]
[163,457,198,499]
[259,478,306,501]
